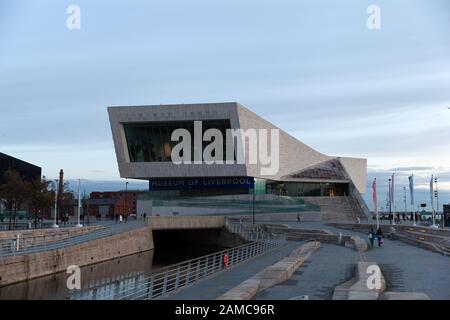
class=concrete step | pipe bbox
[332,278,358,300]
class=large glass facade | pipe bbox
[266,181,349,197]
[123,120,232,163]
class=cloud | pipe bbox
[389,166,435,172]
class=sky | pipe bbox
[1,0,449,209]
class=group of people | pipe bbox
[376,212,421,225]
[368,227,384,247]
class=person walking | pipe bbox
[368,227,375,247]
[376,227,384,247]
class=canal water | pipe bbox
[0,243,225,300]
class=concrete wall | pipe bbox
[0,225,154,287]
[339,157,367,194]
[0,225,104,251]
[149,215,226,230]
[108,102,247,179]
[0,251,154,300]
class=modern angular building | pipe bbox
[108,102,368,215]
[0,152,42,184]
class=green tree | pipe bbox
[29,177,54,229]
[0,170,31,230]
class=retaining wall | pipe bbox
[0,225,153,287]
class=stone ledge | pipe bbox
[381,292,431,300]
[347,261,386,300]
[217,241,320,300]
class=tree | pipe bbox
[55,181,75,225]
[0,170,31,230]
[29,177,54,229]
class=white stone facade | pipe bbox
[108,102,366,194]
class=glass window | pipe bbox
[123,120,232,162]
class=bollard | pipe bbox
[10,239,15,253]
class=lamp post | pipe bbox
[431,175,437,229]
[412,174,417,226]
[403,186,407,222]
[76,179,83,227]
[51,180,59,228]
[435,177,442,228]
[252,186,256,225]
[125,180,129,218]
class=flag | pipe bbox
[408,175,414,206]
[372,178,377,212]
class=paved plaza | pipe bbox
[167,220,450,300]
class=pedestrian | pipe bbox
[376,227,384,247]
[368,227,375,247]
[119,214,123,223]
[297,213,301,224]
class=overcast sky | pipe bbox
[1,0,449,207]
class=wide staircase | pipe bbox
[302,196,358,221]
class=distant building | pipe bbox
[0,152,42,184]
[85,190,145,219]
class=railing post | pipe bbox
[185,262,191,285]
[149,275,154,299]
[175,265,180,289]
[195,259,201,280]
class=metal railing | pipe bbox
[0,220,148,258]
[66,218,286,300]
[69,236,284,300]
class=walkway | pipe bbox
[275,221,450,300]
[254,244,359,300]
[167,241,301,300]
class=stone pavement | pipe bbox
[274,221,450,300]
[167,242,301,300]
[254,243,359,300]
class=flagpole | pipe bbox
[373,178,379,229]
[411,174,416,226]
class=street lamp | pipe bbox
[76,179,83,227]
[125,180,129,218]
[51,179,59,228]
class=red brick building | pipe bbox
[85,190,145,220]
